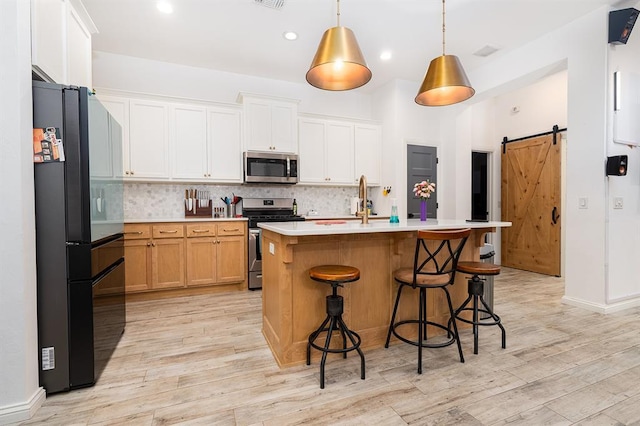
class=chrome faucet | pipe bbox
[356,174,369,224]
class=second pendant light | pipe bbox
[416,0,474,106]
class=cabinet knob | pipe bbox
[152,242,156,247]
[146,241,151,246]
[130,171,134,175]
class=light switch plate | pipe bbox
[269,242,275,254]
[578,197,588,209]
[614,197,624,209]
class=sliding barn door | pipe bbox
[501,134,561,276]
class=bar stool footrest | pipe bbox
[308,327,362,354]
[455,308,502,327]
[390,319,457,349]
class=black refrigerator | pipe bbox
[32,81,125,394]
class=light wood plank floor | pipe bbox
[16,268,640,425]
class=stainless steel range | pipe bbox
[243,198,305,290]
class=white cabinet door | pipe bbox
[271,101,297,153]
[243,96,297,153]
[326,122,354,185]
[31,0,66,83]
[298,118,326,183]
[354,124,382,186]
[65,3,92,87]
[129,100,169,179]
[244,99,272,152]
[98,96,129,178]
[171,105,208,180]
[208,107,243,182]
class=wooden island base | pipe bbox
[261,226,495,367]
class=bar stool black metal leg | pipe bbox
[307,315,331,366]
[339,317,365,380]
[444,287,464,363]
[319,316,337,389]
[473,294,480,354]
[385,283,404,348]
[479,295,506,349]
[417,287,425,374]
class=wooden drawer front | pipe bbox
[216,222,245,236]
[186,223,217,238]
[124,224,151,240]
[152,224,185,239]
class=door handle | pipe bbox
[551,206,559,224]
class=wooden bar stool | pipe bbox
[385,228,471,374]
[454,261,506,354]
[306,265,365,389]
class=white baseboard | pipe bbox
[561,295,640,314]
[0,387,45,425]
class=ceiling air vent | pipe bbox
[473,45,500,57]
[254,0,285,10]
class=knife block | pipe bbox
[185,202,212,218]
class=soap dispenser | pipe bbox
[390,198,399,223]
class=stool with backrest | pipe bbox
[307,265,365,389]
[385,228,471,374]
[454,261,506,354]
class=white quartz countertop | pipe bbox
[259,219,511,236]
[126,217,247,224]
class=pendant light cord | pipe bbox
[442,0,446,56]
[337,0,341,27]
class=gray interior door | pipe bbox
[406,145,437,219]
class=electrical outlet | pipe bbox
[578,197,588,209]
[269,242,275,255]
[614,197,624,209]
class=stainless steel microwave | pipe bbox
[243,152,299,184]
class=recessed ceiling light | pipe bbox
[283,31,298,41]
[380,51,392,61]
[157,1,173,14]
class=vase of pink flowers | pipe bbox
[413,180,436,221]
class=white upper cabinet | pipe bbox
[31,0,66,84]
[170,104,243,182]
[171,104,208,180]
[31,0,96,87]
[354,124,382,186]
[208,107,243,182]
[240,94,298,153]
[298,118,326,184]
[128,100,170,179]
[298,118,354,185]
[65,2,93,88]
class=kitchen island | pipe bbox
[259,219,511,367]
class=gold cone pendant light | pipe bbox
[416,0,474,106]
[306,0,372,91]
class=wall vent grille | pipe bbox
[254,0,285,10]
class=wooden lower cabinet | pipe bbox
[124,239,153,292]
[185,223,246,287]
[124,221,247,296]
[216,235,245,283]
[152,238,185,289]
[185,237,217,286]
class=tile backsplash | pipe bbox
[124,183,362,220]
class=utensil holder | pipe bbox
[226,204,236,218]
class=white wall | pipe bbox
[0,0,45,422]
[606,19,640,305]
[453,7,616,311]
